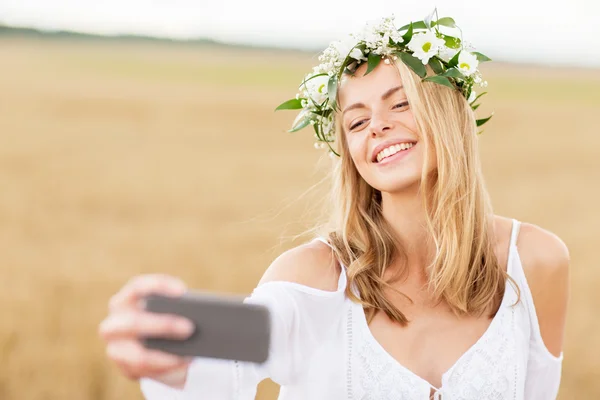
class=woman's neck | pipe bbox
[380,188,435,273]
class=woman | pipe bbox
[99,12,570,399]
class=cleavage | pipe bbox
[366,304,495,389]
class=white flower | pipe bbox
[331,35,356,60]
[322,115,334,132]
[351,16,403,58]
[349,48,367,61]
[389,30,404,45]
[305,74,329,105]
[357,25,382,50]
[457,51,479,76]
[407,30,445,65]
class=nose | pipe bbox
[369,112,393,137]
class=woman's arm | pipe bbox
[140,238,343,399]
[518,222,570,357]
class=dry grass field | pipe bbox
[0,36,599,399]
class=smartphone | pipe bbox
[139,290,271,364]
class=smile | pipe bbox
[375,142,416,164]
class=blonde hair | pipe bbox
[314,60,517,325]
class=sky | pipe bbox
[1,0,599,67]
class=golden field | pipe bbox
[0,37,599,400]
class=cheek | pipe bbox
[348,141,376,184]
[345,135,364,162]
[416,140,437,174]
[404,110,418,134]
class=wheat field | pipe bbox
[0,37,599,399]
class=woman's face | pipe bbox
[338,61,435,194]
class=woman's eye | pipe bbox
[393,102,409,109]
[350,120,367,131]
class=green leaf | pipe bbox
[365,53,382,75]
[436,17,456,28]
[443,35,461,49]
[441,68,464,78]
[397,52,427,78]
[471,91,488,104]
[327,76,338,110]
[312,108,333,118]
[399,21,427,31]
[326,143,340,157]
[448,50,461,68]
[275,98,303,111]
[472,51,492,62]
[422,75,455,89]
[471,103,481,111]
[289,116,312,133]
[476,113,494,127]
[313,122,323,141]
[401,22,414,44]
[428,57,444,75]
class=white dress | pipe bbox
[140,219,563,399]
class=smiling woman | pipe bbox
[99,10,570,400]
[338,66,427,196]
[324,57,508,329]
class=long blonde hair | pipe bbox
[315,60,515,325]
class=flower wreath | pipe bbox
[276,9,493,157]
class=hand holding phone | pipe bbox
[140,290,271,364]
[99,274,195,388]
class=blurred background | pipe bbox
[0,1,598,399]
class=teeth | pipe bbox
[376,142,414,162]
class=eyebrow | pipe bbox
[342,85,404,116]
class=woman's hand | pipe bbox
[99,274,196,389]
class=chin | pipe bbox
[369,164,422,192]
[374,177,422,195]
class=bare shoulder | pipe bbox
[517,222,571,274]
[257,239,342,292]
[516,220,570,357]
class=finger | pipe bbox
[99,310,195,342]
[107,339,190,378]
[109,274,187,312]
[118,358,192,383]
